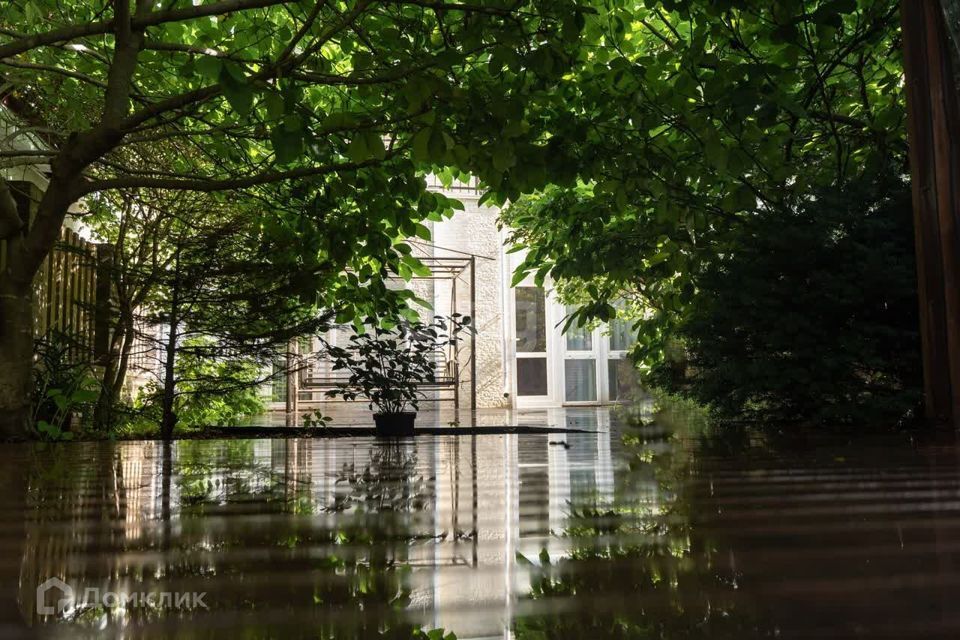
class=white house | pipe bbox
[274,176,636,416]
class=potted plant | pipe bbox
[325,315,470,436]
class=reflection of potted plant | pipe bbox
[326,315,470,436]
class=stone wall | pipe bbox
[431,193,508,409]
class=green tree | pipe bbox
[502,0,909,421]
[0,0,587,438]
[651,176,921,424]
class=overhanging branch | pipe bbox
[76,156,389,195]
[0,0,293,60]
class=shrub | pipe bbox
[651,176,922,426]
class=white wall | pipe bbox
[430,187,508,409]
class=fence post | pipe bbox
[93,244,114,363]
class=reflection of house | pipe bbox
[17,409,628,639]
[272,177,636,415]
[294,408,616,639]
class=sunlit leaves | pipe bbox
[347,130,386,163]
[220,63,253,117]
[501,0,904,377]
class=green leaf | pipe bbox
[402,255,431,277]
[270,123,303,164]
[411,128,432,163]
[510,268,528,287]
[264,91,285,120]
[413,223,432,241]
[428,126,449,160]
[347,133,369,163]
[220,66,253,116]
[195,56,222,81]
[492,144,516,172]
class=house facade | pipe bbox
[274,177,636,415]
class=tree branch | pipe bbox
[77,157,388,195]
[0,178,23,240]
[117,0,373,132]
[0,0,291,60]
[1,57,109,89]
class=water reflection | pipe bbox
[6,408,960,638]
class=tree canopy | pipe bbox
[0,0,589,437]
[503,1,906,364]
[0,0,925,433]
[499,0,916,423]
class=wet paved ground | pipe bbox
[3,406,960,638]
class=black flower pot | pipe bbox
[373,412,416,436]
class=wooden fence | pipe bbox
[0,180,105,364]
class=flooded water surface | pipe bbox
[4,407,960,638]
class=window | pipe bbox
[517,358,549,396]
[564,359,597,402]
[515,287,546,352]
[609,315,636,351]
[564,305,593,351]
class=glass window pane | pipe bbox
[564,359,597,402]
[564,305,593,351]
[517,357,548,396]
[608,359,624,401]
[271,361,287,402]
[609,315,636,351]
[515,287,546,352]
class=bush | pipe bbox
[126,337,266,433]
[32,332,100,440]
[652,176,922,426]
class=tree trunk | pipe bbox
[160,267,180,440]
[112,314,135,400]
[0,282,36,440]
[93,328,122,432]
[92,310,134,432]
[901,0,960,425]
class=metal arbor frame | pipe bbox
[292,255,478,419]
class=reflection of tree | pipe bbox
[328,444,433,515]
[513,429,777,640]
[166,440,441,638]
[16,439,450,639]
[302,443,440,639]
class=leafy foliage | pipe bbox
[326,315,470,415]
[135,336,266,429]
[32,332,100,440]
[0,0,590,436]
[501,0,912,424]
[651,177,921,425]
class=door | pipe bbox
[561,305,600,404]
[514,286,552,406]
[605,303,637,402]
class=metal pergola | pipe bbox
[291,254,478,420]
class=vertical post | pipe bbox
[901,0,960,424]
[86,243,96,357]
[470,256,477,414]
[452,271,460,422]
[285,339,299,426]
[45,248,54,336]
[68,231,79,361]
[93,244,114,362]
